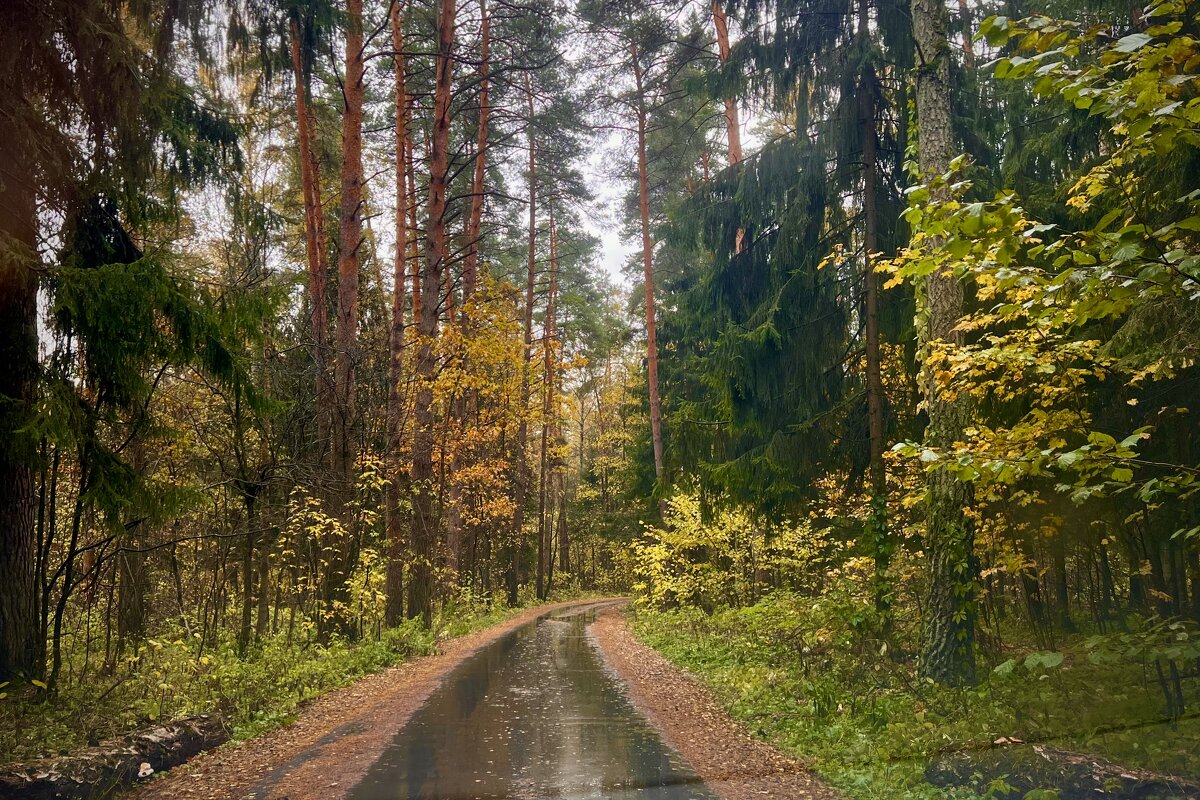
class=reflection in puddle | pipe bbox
[348,605,716,799]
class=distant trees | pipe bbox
[0,0,631,698]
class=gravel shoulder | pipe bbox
[127,599,612,800]
[588,604,839,800]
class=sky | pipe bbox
[582,130,637,288]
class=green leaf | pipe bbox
[1113,33,1153,53]
[1110,467,1134,482]
[1024,651,1064,669]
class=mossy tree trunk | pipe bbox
[914,0,978,686]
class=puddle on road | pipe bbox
[347,604,716,799]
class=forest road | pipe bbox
[129,599,836,800]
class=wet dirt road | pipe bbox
[346,603,716,800]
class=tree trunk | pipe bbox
[631,46,665,485]
[410,0,457,626]
[1052,533,1075,631]
[117,547,148,653]
[317,0,365,641]
[463,0,490,306]
[255,526,270,640]
[711,2,745,253]
[557,477,570,575]
[385,0,411,628]
[956,0,975,69]
[711,1,742,165]
[859,0,890,622]
[536,208,559,600]
[509,75,538,606]
[926,743,1200,800]
[0,156,39,684]
[237,492,256,655]
[443,0,491,585]
[0,714,228,800]
[289,17,332,465]
[333,0,365,485]
[1184,545,1200,622]
[914,0,977,685]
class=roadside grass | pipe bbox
[632,591,1200,800]
[0,589,594,766]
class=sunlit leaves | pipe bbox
[888,0,1200,535]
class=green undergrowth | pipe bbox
[632,592,1200,800]
[0,591,590,766]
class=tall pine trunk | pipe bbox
[289,17,332,465]
[914,0,977,685]
[410,0,457,626]
[509,77,537,606]
[0,156,39,683]
[385,0,410,626]
[334,0,365,485]
[711,1,742,166]
[463,0,490,306]
[319,0,365,640]
[444,2,491,584]
[712,1,745,253]
[631,46,665,484]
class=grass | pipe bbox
[0,589,594,766]
[631,592,1200,799]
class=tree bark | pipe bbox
[409,0,456,626]
[956,0,975,70]
[926,743,1200,800]
[385,0,411,628]
[631,45,666,485]
[0,714,228,800]
[237,492,256,655]
[1052,533,1075,631]
[289,17,332,466]
[463,0,490,307]
[557,479,570,575]
[711,2,745,253]
[333,0,365,486]
[859,0,890,622]
[536,208,559,600]
[711,2,742,166]
[0,154,41,683]
[255,526,270,640]
[509,75,537,606]
[317,0,366,640]
[914,0,977,685]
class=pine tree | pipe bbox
[409,0,458,626]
